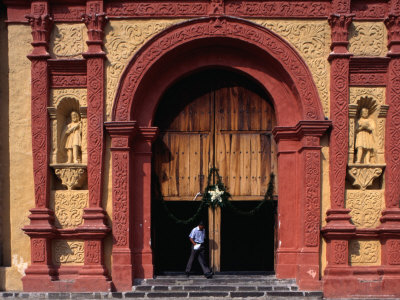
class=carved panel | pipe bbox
[349,22,386,57]
[304,151,320,247]
[53,240,84,265]
[352,1,387,20]
[225,1,329,17]
[112,152,129,247]
[51,5,86,22]
[32,239,46,263]
[255,20,330,116]
[51,191,88,229]
[349,240,380,265]
[105,20,183,120]
[106,2,207,17]
[51,88,87,107]
[346,190,384,228]
[387,240,400,265]
[349,87,385,105]
[350,73,386,86]
[50,23,88,59]
[51,75,87,88]
[332,240,347,264]
[86,240,101,264]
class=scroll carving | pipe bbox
[51,191,88,228]
[53,240,84,265]
[256,20,330,115]
[50,24,87,59]
[349,240,380,265]
[349,22,386,57]
[346,190,384,228]
[32,239,46,262]
[51,88,87,107]
[333,240,347,264]
[105,20,182,120]
[387,240,400,265]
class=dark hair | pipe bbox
[198,221,205,226]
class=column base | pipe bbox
[134,252,154,279]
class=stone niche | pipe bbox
[49,96,87,190]
[347,96,387,191]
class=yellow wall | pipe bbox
[1,24,33,291]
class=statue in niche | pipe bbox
[61,111,82,164]
[355,107,376,164]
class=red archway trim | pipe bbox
[112,16,324,123]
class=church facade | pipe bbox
[0,0,400,297]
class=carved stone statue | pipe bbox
[61,111,82,164]
[355,107,376,164]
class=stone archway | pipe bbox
[105,16,330,291]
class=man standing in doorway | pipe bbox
[185,221,213,278]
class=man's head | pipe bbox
[198,221,205,230]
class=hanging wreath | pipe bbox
[155,168,276,225]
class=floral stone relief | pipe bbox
[346,190,384,228]
[349,22,386,57]
[53,240,84,265]
[255,20,330,116]
[349,240,381,266]
[50,23,88,59]
[104,19,186,120]
[51,190,88,229]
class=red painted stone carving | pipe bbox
[85,240,100,264]
[51,5,86,21]
[106,1,208,17]
[113,17,323,122]
[349,73,386,86]
[51,75,87,88]
[351,1,387,20]
[328,14,353,54]
[304,151,320,247]
[32,239,46,263]
[332,240,347,264]
[387,240,400,265]
[225,1,329,17]
[332,0,350,14]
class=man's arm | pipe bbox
[189,237,196,246]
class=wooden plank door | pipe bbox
[153,70,277,273]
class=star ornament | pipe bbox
[208,185,224,203]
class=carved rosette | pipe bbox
[51,164,87,190]
[348,165,384,190]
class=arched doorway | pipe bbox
[151,69,277,274]
[106,16,329,291]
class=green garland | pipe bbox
[155,168,276,225]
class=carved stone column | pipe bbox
[75,0,111,290]
[105,121,136,291]
[22,1,56,291]
[322,12,356,292]
[273,121,330,290]
[380,13,400,281]
[133,127,159,279]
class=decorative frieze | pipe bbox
[349,22,386,57]
[255,20,330,115]
[53,240,84,265]
[346,190,384,228]
[51,190,88,228]
[349,240,380,265]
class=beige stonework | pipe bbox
[255,19,331,116]
[346,190,384,228]
[51,191,88,229]
[53,240,85,265]
[5,24,33,291]
[349,240,381,266]
[104,19,186,120]
[349,22,387,57]
[50,23,88,59]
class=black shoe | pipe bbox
[205,272,213,279]
[185,272,190,278]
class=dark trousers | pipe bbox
[185,244,211,274]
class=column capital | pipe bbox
[273,120,331,143]
[328,14,354,55]
[82,1,108,57]
[385,15,400,55]
[105,121,137,150]
[137,126,159,142]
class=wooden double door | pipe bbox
[152,69,277,273]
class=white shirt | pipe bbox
[189,226,205,244]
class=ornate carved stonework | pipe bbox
[333,240,347,264]
[50,23,87,59]
[105,20,182,120]
[387,240,400,265]
[349,22,386,57]
[346,190,384,228]
[51,88,87,107]
[52,164,87,190]
[51,191,88,228]
[32,239,46,263]
[349,240,380,265]
[255,20,330,115]
[348,165,384,190]
[53,240,84,265]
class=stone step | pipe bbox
[134,284,299,292]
